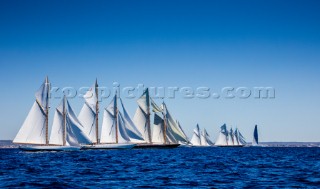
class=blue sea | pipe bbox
[1,146,320,188]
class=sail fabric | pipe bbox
[133,89,151,143]
[234,129,240,145]
[117,112,131,143]
[215,124,228,146]
[78,81,98,143]
[201,129,213,146]
[253,125,259,145]
[49,98,91,146]
[100,96,131,144]
[14,78,49,144]
[35,77,50,111]
[238,130,246,145]
[13,102,47,144]
[227,128,235,146]
[151,113,165,143]
[162,103,189,143]
[120,99,144,142]
[190,125,201,145]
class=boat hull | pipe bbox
[215,145,245,148]
[134,143,180,149]
[81,143,136,150]
[19,145,80,151]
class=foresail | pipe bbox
[100,105,116,143]
[133,107,150,143]
[152,113,165,143]
[117,112,132,143]
[78,103,96,143]
[120,99,144,142]
[65,101,91,146]
[13,102,47,144]
[78,81,98,143]
[49,106,64,145]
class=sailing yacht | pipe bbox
[80,82,137,149]
[215,124,246,147]
[190,124,213,147]
[133,89,181,148]
[13,77,91,151]
[252,125,259,146]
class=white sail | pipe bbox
[215,124,228,146]
[151,113,165,144]
[13,78,49,144]
[190,124,201,146]
[237,130,246,145]
[133,89,151,143]
[50,98,91,146]
[162,103,189,143]
[234,129,240,145]
[119,98,144,142]
[78,80,98,143]
[227,128,234,146]
[100,95,131,144]
[201,129,213,146]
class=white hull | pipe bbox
[81,143,136,149]
[19,145,80,151]
[191,145,213,148]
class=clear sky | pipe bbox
[1,0,320,142]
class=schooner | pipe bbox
[13,77,91,151]
[79,80,140,149]
[190,124,214,147]
[133,88,189,148]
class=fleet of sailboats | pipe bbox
[190,124,214,147]
[14,77,261,151]
[215,124,246,147]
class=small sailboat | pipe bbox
[14,78,91,151]
[81,87,137,149]
[190,124,213,147]
[252,125,260,146]
[133,89,180,148]
[215,124,246,147]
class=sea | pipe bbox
[1,141,320,188]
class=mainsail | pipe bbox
[13,77,50,145]
[253,125,259,145]
[78,80,98,143]
[215,124,228,146]
[50,96,91,146]
[133,89,151,143]
[190,124,201,146]
[151,113,165,144]
[100,95,131,144]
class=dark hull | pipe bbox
[134,143,180,149]
[216,145,245,148]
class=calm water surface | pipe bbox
[1,147,320,188]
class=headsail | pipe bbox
[151,113,165,144]
[13,77,50,144]
[78,80,98,143]
[253,125,259,145]
[119,98,144,142]
[201,129,214,146]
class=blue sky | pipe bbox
[1,0,320,142]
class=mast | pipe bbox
[115,93,119,144]
[62,95,67,146]
[146,89,152,143]
[162,104,167,144]
[95,79,99,144]
[45,76,49,145]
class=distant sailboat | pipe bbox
[252,125,259,146]
[190,124,213,147]
[81,89,137,149]
[133,89,180,148]
[215,124,246,147]
[14,78,91,151]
